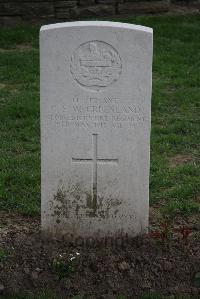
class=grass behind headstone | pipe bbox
[0,15,199,217]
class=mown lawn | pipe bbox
[0,15,199,218]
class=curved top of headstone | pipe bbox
[40,21,153,34]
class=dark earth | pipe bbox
[0,208,199,298]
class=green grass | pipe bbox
[0,15,199,217]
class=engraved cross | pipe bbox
[72,134,118,213]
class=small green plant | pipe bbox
[51,251,80,279]
[0,247,8,262]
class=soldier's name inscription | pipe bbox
[47,96,146,129]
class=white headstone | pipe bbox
[40,21,153,239]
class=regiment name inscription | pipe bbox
[47,96,146,130]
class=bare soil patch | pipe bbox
[0,44,35,53]
[0,83,7,90]
[0,211,199,298]
[168,154,194,167]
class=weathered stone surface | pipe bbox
[54,1,76,8]
[55,8,71,19]
[0,16,23,26]
[0,0,171,25]
[0,3,23,15]
[40,21,153,239]
[0,2,54,16]
[76,4,115,17]
[98,0,123,3]
[118,1,170,14]
[1,0,53,2]
[78,0,96,6]
[97,0,117,3]
[25,2,54,16]
[0,284,5,294]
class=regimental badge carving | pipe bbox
[70,41,122,91]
